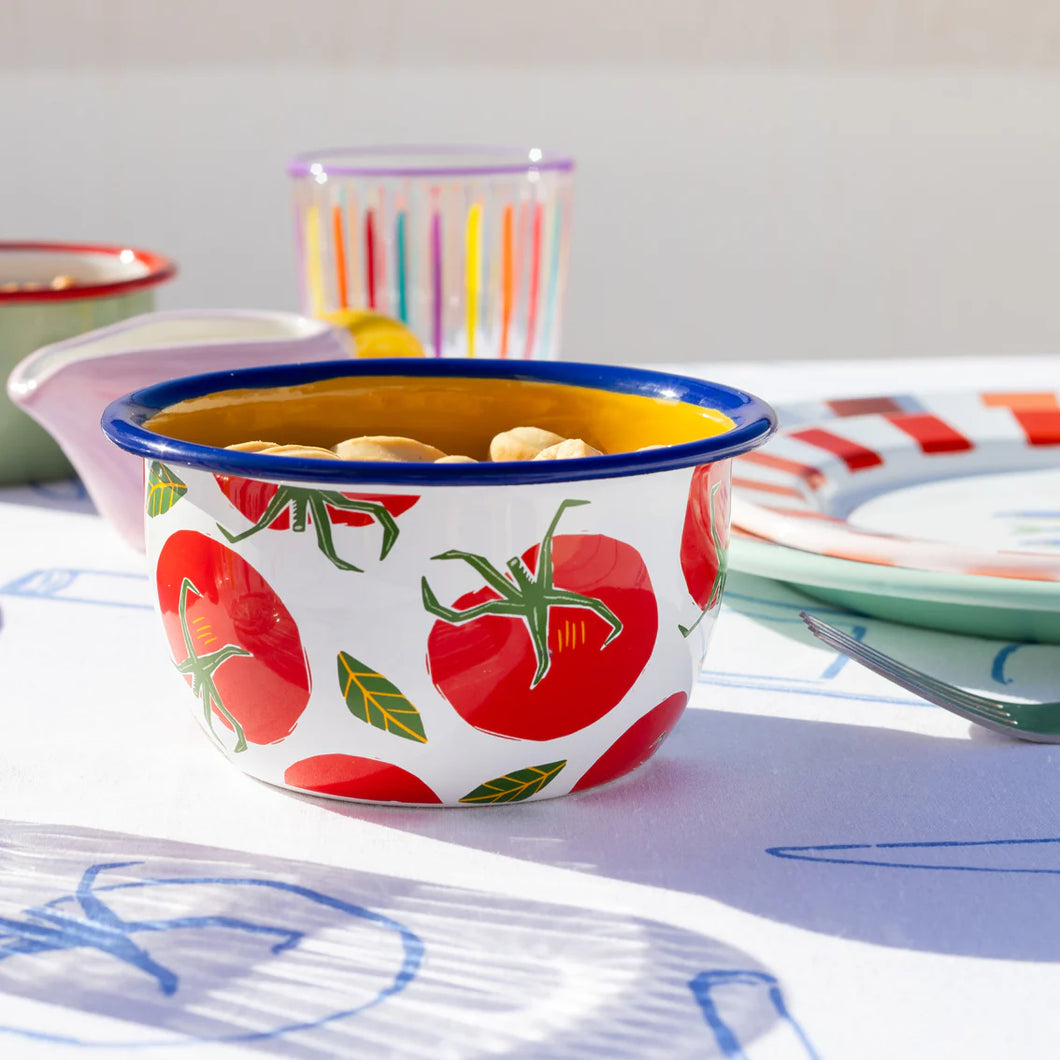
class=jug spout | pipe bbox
[7,309,354,550]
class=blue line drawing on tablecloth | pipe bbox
[722,586,894,683]
[690,970,821,1059]
[0,819,801,1055]
[713,582,1054,707]
[0,569,152,610]
[818,624,866,680]
[0,860,423,1048]
[703,584,926,705]
[699,670,923,707]
[28,480,90,503]
[990,644,1023,685]
[723,588,850,617]
[767,836,1060,874]
[0,862,302,997]
[993,509,1060,549]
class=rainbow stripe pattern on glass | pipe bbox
[289,147,575,360]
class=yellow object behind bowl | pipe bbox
[323,309,425,359]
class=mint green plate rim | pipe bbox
[729,535,1060,643]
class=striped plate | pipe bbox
[731,390,1060,583]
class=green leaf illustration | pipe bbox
[337,651,427,743]
[459,760,567,805]
[146,461,188,517]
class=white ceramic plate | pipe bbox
[728,390,1060,642]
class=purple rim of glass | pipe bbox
[287,144,575,179]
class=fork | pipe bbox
[799,611,1060,743]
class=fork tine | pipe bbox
[807,631,1014,717]
[799,611,1060,742]
[882,671,1015,719]
[799,612,938,683]
[799,611,1019,723]
[875,690,1023,736]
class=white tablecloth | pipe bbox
[1,353,1059,1057]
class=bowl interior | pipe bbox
[104,360,777,485]
[143,373,737,461]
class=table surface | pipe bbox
[1,352,1059,1058]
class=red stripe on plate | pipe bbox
[731,525,769,541]
[979,392,1060,445]
[886,412,974,454]
[731,476,804,499]
[966,562,1060,582]
[1011,410,1060,447]
[827,396,905,417]
[764,507,843,522]
[788,428,884,471]
[981,391,1059,411]
[821,548,898,568]
[737,451,826,490]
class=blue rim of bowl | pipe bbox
[101,359,777,486]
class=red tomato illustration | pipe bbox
[571,691,688,792]
[214,478,419,572]
[156,530,312,750]
[679,463,730,636]
[216,477,418,530]
[424,500,659,741]
[284,754,441,803]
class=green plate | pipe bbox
[729,534,1060,643]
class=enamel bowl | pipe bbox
[102,359,775,806]
[0,241,175,485]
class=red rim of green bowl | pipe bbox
[0,241,177,304]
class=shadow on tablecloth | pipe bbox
[0,820,816,1058]
[0,479,96,515]
[332,704,1060,963]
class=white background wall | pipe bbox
[4,1,1060,364]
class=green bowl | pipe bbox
[0,241,175,485]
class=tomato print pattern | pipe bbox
[156,531,312,752]
[284,755,442,804]
[423,499,659,741]
[571,692,688,792]
[679,463,731,637]
[215,476,419,571]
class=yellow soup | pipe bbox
[144,375,736,459]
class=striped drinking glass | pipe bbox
[288,145,575,360]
